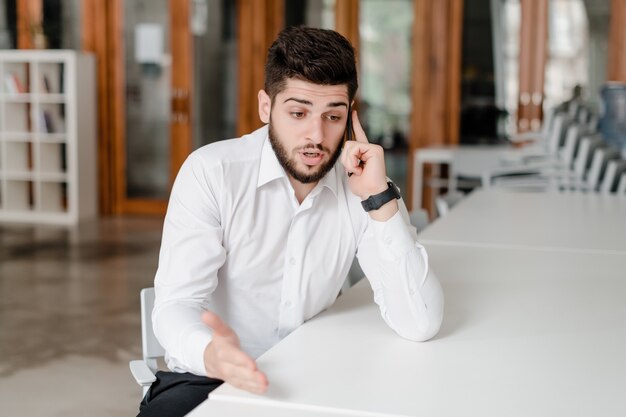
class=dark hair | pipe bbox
[264,26,358,103]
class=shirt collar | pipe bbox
[256,127,339,198]
[257,130,286,188]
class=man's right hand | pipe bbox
[202,311,269,394]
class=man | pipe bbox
[138,26,443,417]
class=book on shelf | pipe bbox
[4,72,27,95]
[42,74,52,93]
[39,110,55,133]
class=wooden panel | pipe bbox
[169,0,193,183]
[81,0,118,215]
[408,0,463,212]
[608,0,626,81]
[517,0,533,132]
[237,0,284,137]
[109,0,125,214]
[335,0,359,52]
[446,0,464,147]
[17,0,42,49]
[517,0,548,133]
[528,0,548,129]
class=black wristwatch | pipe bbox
[361,181,401,212]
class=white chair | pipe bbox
[435,190,465,217]
[600,159,626,194]
[129,288,164,397]
[618,172,626,194]
[508,107,556,145]
[481,122,579,190]
[482,132,603,192]
[579,147,622,192]
[409,208,430,232]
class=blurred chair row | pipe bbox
[481,102,626,195]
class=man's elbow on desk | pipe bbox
[393,310,444,342]
[389,287,445,342]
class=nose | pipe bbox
[306,116,324,144]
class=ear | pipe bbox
[258,90,271,124]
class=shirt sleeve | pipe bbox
[152,154,226,376]
[356,200,444,342]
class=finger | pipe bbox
[351,110,369,144]
[230,374,268,394]
[202,310,235,339]
[341,144,364,177]
[223,365,269,393]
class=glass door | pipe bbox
[119,0,237,213]
[123,0,172,202]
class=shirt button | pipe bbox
[385,236,392,244]
[284,300,292,308]
[289,258,296,266]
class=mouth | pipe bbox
[298,149,326,166]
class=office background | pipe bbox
[0,0,623,416]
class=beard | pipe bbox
[268,122,343,184]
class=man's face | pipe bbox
[259,79,350,184]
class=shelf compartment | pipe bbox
[2,102,32,133]
[36,62,65,95]
[37,142,67,175]
[4,141,33,172]
[36,103,66,134]
[2,62,29,95]
[4,180,34,210]
[37,181,68,213]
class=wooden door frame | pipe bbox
[236,0,284,137]
[82,0,192,215]
[408,0,464,213]
[608,0,626,81]
[517,0,548,133]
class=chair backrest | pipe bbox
[600,160,626,194]
[573,135,603,180]
[409,208,429,233]
[435,191,465,217]
[140,288,165,373]
[560,125,580,168]
[618,172,626,194]
[587,146,621,190]
[547,114,567,155]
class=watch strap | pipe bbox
[361,181,401,212]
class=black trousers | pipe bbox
[137,371,223,417]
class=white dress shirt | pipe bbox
[153,125,444,376]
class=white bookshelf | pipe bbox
[0,50,97,225]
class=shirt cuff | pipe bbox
[183,325,214,377]
[369,210,417,261]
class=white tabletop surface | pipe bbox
[186,397,364,417]
[418,190,626,254]
[199,245,626,417]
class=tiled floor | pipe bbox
[0,216,164,416]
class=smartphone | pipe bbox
[345,103,353,143]
[345,104,356,177]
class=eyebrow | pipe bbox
[283,97,348,108]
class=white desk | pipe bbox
[194,245,626,417]
[187,397,360,417]
[419,189,626,254]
